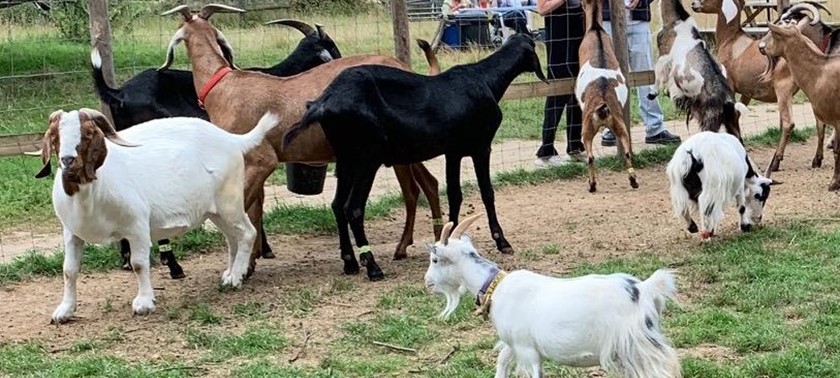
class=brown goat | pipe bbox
[575,0,637,193]
[759,22,840,191]
[692,0,834,175]
[159,4,444,278]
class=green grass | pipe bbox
[184,324,286,362]
[745,125,814,147]
[0,343,196,378]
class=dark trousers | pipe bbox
[537,5,584,157]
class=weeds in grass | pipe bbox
[184,325,286,362]
[188,303,223,326]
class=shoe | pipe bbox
[645,130,681,145]
[601,133,616,147]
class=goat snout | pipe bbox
[690,1,700,11]
[60,156,76,169]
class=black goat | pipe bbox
[90,20,340,279]
[282,34,547,281]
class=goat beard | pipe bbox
[60,163,95,196]
[759,55,778,83]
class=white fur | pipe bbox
[318,49,333,62]
[57,115,82,167]
[666,131,773,240]
[425,235,682,378]
[90,48,102,69]
[575,61,628,109]
[666,20,706,99]
[48,111,280,323]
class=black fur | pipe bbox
[683,151,704,201]
[284,34,546,279]
[625,278,640,303]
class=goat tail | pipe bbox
[601,269,682,378]
[416,39,441,75]
[89,48,123,107]
[237,111,283,154]
[283,101,325,149]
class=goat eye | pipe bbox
[432,257,439,264]
[754,193,761,200]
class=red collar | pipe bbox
[198,66,233,108]
[821,34,832,54]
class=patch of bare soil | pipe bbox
[679,344,740,363]
[0,139,837,371]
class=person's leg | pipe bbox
[628,22,667,138]
[564,7,585,155]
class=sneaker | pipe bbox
[601,132,616,147]
[645,130,681,145]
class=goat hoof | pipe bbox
[169,268,186,280]
[829,182,840,191]
[629,177,639,189]
[132,296,156,316]
[393,249,408,261]
[343,260,360,275]
[812,158,823,168]
[121,262,132,271]
[51,302,76,325]
[499,246,515,254]
[588,183,597,193]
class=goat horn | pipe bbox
[23,149,42,156]
[198,4,246,20]
[315,23,327,39]
[439,222,455,245]
[450,213,484,239]
[264,19,317,37]
[160,4,193,21]
[78,108,141,148]
[781,2,824,25]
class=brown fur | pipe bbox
[578,0,638,193]
[161,8,444,275]
[693,0,833,176]
[762,23,840,191]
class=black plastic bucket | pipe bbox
[285,162,328,195]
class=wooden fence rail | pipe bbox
[0,70,655,158]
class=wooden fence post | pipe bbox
[391,0,412,65]
[88,0,116,124]
[777,0,789,15]
[609,0,632,157]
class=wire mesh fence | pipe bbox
[0,0,835,263]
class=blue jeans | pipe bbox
[602,22,665,138]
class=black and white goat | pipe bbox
[654,0,745,141]
[282,34,547,281]
[425,214,682,378]
[31,109,280,323]
[89,20,339,278]
[667,131,777,241]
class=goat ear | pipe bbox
[721,0,739,23]
[34,127,54,179]
[529,49,548,84]
[217,31,236,68]
[159,28,185,71]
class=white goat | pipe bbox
[424,214,682,378]
[30,108,280,323]
[666,131,777,241]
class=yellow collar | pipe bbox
[473,270,507,320]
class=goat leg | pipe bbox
[611,119,638,189]
[332,161,360,275]
[345,161,384,281]
[472,151,513,254]
[245,195,266,278]
[258,222,275,259]
[119,239,132,271]
[582,120,598,193]
[410,163,443,241]
[157,239,186,279]
[392,164,420,260]
[813,118,826,168]
[830,127,840,192]
[445,155,464,227]
[767,79,797,175]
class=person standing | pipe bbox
[534,0,586,167]
[599,0,681,146]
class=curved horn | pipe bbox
[198,3,246,20]
[439,222,455,245]
[450,213,484,239]
[264,19,317,37]
[23,149,42,156]
[160,4,193,21]
[78,108,141,147]
[781,2,825,25]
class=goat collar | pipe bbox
[473,267,507,321]
[197,66,233,109]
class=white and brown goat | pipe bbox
[575,0,637,193]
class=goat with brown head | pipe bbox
[158,3,446,280]
[31,109,138,195]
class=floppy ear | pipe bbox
[159,27,185,71]
[34,129,53,179]
[82,130,107,181]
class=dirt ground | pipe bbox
[0,137,838,370]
